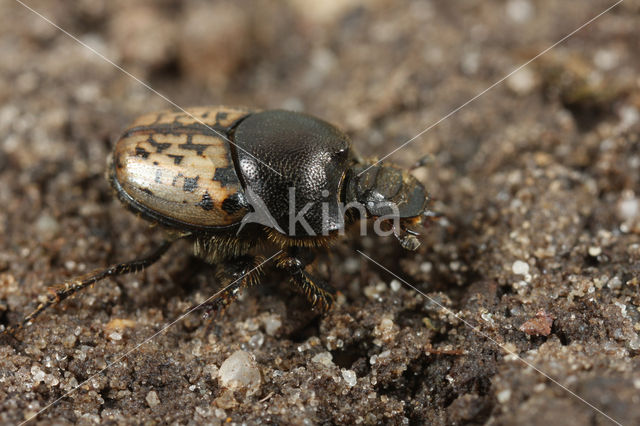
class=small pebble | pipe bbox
[419,262,433,274]
[607,276,622,290]
[519,309,554,336]
[593,48,619,71]
[218,351,261,394]
[249,332,265,349]
[35,214,60,238]
[618,196,639,221]
[341,369,357,387]
[62,334,77,349]
[506,0,533,22]
[344,258,360,274]
[618,106,639,130]
[533,383,546,392]
[588,246,602,257]
[146,391,160,408]
[379,318,394,334]
[311,352,335,368]
[262,314,282,336]
[507,68,536,95]
[512,260,529,275]
[497,389,511,403]
[378,350,391,359]
[214,389,238,409]
[31,366,45,383]
[461,51,480,75]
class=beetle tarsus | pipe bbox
[2,240,173,336]
[289,268,335,313]
[277,250,336,313]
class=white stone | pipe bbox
[607,276,622,290]
[588,246,602,257]
[378,350,391,359]
[31,366,45,383]
[311,352,335,368]
[506,0,533,22]
[594,49,619,71]
[419,262,432,273]
[512,260,529,275]
[146,391,160,408]
[618,106,639,130]
[379,318,394,333]
[497,389,512,403]
[344,258,360,274]
[35,214,60,237]
[390,280,401,292]
[507,68,536,95]
[461,51,480,75]
[618,197,640,221]
[249,333,264,349]
[218,350,261,394]
[341,369,357,387]
[263,314,282,336]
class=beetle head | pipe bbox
[344,163,429,250]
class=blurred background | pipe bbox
[1,0,640,424]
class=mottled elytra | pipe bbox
[4,107,430,334]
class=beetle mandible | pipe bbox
[7,107,430,332]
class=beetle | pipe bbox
[5,107,429,333]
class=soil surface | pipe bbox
[1,1,640,425]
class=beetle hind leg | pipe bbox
[2,240,174,336]
[199,255,264,320]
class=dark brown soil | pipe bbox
[1,1,639,425]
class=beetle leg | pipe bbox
[2,240,173,336]
[199,255,264,320]
[290,267,336,313]
[277,251,336,313]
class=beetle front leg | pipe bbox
[3,240,174,336]
[277,250,336,313]
[199,255,264,320]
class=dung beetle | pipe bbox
[6,107,429,332]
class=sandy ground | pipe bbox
[1,0,640,424]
